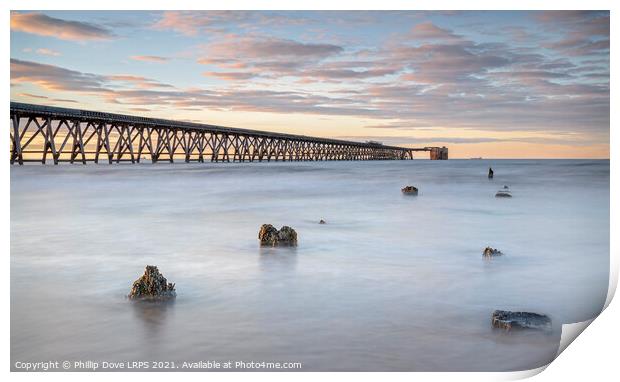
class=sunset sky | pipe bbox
[10,10,610,158]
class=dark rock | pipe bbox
[483,247,503,257]
[278,226,298,245]
[128,265,176,300]
[491,310,552,331]
[319,219,326,224]
[488,167,494,179]
[258,224,298,246]
[401,185,418,195]
[258,224,279,245]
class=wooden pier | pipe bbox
[10,102,448,164]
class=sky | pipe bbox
[10,10,610,158]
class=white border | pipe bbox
[3,1,617,381]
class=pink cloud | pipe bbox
[11,59,173,93]
[197,58,247,69]
[19,93,48,99]
[107,74,174,89]
[152,11,252,36]
[409,22,464,42]
[203,71,258,81]
[206,36,342,59]
[537,11,609,56]
[11,58,107,92]
[36,48,61,56]
[196,35,345,80]
[11,12,113,41]
[153,11,312,36]
[130,55,169,63]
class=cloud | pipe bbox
[339,135,504,145]
[11,58,107,92]
[535,10,607,26]
[18,93,48,99]
[388,42,512,85]
[11,52,609,135]
[302,67,397,80]
[152,11,312,36]
[206,36,342,59]
[486,70,572,82]
[106,75,175,89]
[9,10,610,142]
[198,35,344,80]
[537,11,609,56]
[295,60,400,81]
[130,55,169,63]
[11,12,114,41]
[10,58,378,117]
[409,22,464,42]
[197,35,403,83]
[16,92,79,104]
[338,134,607,147]
[36,48,61,56]
[153,10,254,36]
[203,71,259,81]
[10,59,173,95]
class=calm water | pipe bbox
[11,160,609,371]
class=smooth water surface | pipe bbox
[11,160,610,371]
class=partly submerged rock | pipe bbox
[491,310,552,331]
[258,224,279,245]
[495,185,512,198]
[258,224,298,246]
[483,247,503,257]
[401,185,418,195]
[319,219,326,224]
[128,265,176,300]
[278,226,298,245]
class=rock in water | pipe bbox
[258,224,279,246]
[491,310,552,331]
[278,226,298,245]
[401,185,418,195]
[495,185,512,198]
[128,265,176,299]
[258,224,298,246]
[319,219,326,224]
[483,247,503,257]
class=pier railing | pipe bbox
[10,102,448,164]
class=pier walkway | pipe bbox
[10,102,448,164]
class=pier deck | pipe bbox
[10,102,448,164]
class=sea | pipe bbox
[10,159,610,371]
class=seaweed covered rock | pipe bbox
[483,247,503,257]
[491,310,551,331]
[401,185,418,195]
[258,224,298,246]
[128,265,176,300]
[258,224,279,245]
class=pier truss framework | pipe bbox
[10,102,448,164]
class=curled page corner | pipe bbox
[556,318,595,358]
[511,319,597,380]
[506,364,549,380]
[604,255,618,310]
